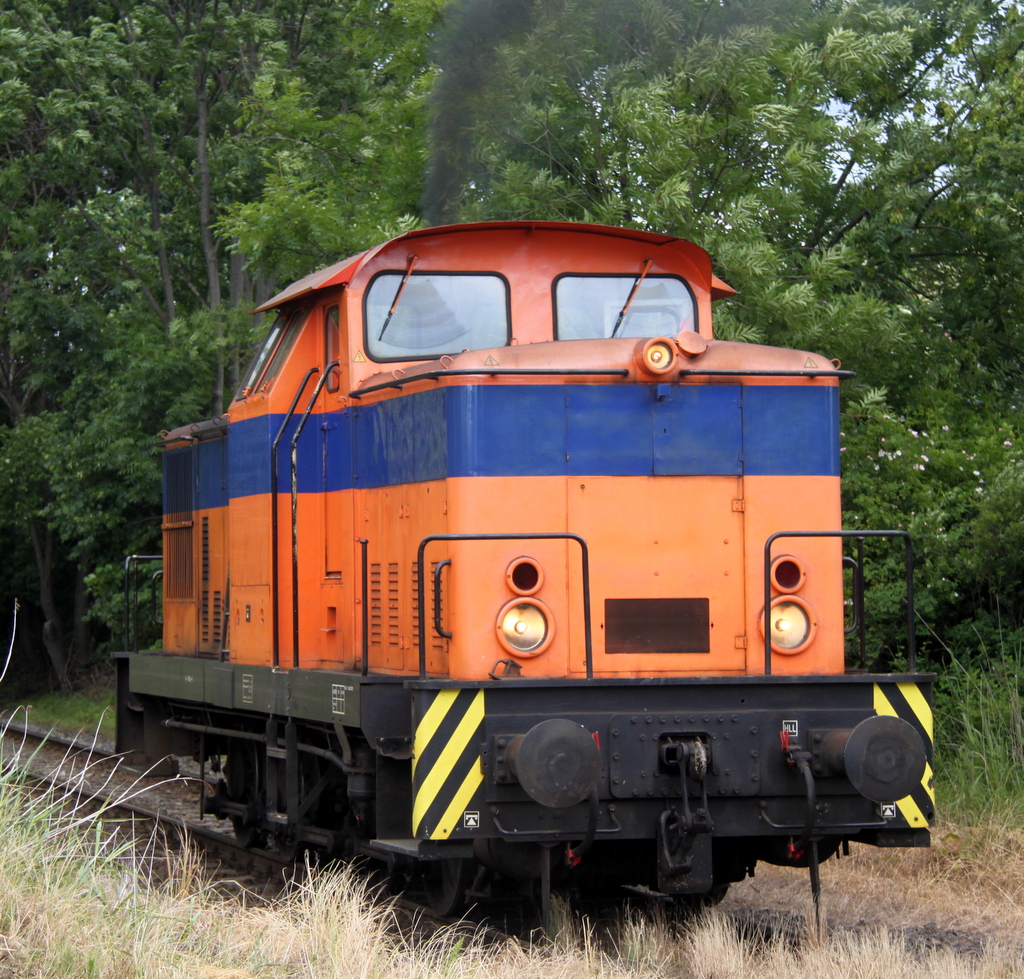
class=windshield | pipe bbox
[365,272,509,361]
[555,275,696,340]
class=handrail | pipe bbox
[271,367,319,667]
[677,368,855,379]
[762,530,914,676]
[349,367,629,399]
[123,555,162,653]
[151,570,164,627]
[290,361,340,668]
[415,533,593,680]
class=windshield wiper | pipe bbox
[377,253,419,342]
[610,258,653,337]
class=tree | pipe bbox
[417,0,1024,658]
[0,0,436,684]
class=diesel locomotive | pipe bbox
[116,221,934,919]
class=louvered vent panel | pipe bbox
[200,516,210,642]
[387,563,400,650]
[163,449,194,600]
[369,563,382,648]
[212,591,222,645]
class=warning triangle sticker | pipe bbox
[484,355,499,366]
[804,357,818,368]
[353,350,366,363]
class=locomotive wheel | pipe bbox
[226,740,266,849]
[424,858,475,917]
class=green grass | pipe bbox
[0,689,115,742]
[933,644,1024,825]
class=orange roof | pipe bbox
[252,221,737,313]
[253,252,367,313]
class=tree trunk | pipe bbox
[28,520,69,693]
[195,51,224,416]
[73,549,91,669]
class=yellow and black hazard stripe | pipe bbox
[412,688,486,840]
[873,681,935,829]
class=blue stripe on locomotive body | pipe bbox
[741,385,840,476]
[196,437,229,510]
[222,383,840,500]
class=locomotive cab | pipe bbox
[118,221,933,922]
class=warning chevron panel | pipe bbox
[412,688,485,840]
[873,681,935,829]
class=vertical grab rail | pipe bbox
[359,539,369,676]
[289,362,340,669]
[416,533,593,680]
[271,368,319,668]
[433,559,452,639]
[763,530,914,676]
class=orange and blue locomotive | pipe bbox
[117,221,933,916]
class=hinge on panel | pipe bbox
[731,499,745,511]
[735,636,747,649]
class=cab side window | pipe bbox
[234,310,310,399]
[325,305,340,393]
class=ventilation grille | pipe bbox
[163,449,193,519]
[370,563,382,648]
[200,517,210,639]
[165,528,193,600]
[388,562,400,651]
[163,449,193,600]
[212,592,222,644]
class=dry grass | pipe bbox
[0,791,1019,979]
[0,720,1020,977]
[723,819,1024,950]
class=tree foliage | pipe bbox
[413,0,1024,662]
[0,0,438,687]
[2,0,1024,686]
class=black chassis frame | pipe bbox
[116,652,933,887]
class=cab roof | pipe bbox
[253,221,736,313]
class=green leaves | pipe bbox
[417,0,1024,654]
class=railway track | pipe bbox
[0,717,510,939]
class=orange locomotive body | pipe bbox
[119,222,934,918]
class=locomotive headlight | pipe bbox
[633,337,678,376]
[497,598,553,657]
[760,596,816,654]
[771,603,807,648]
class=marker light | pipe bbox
[497,598,553,657]
[506,557,544,596]
[770,555,806,593]
[760,596,816,654]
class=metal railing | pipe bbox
[123,555,163,653]
[416,533,594,679]
[763,530,915,676]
